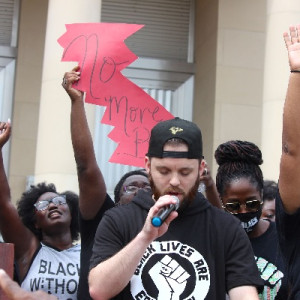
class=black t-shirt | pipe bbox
[276,190,300,299]
[90,190,263,299]
[250,220,286,299]
[78,194,114,300]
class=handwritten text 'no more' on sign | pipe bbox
[58,23,174,167]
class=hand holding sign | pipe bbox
[58,23,173,167]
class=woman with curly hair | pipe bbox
[0,121,80,300]
[215,140,286,300]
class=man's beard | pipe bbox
[148,172,200,210]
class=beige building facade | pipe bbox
[1,0,300,202]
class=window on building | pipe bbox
[95,0,195,198]
[0,0,19,174]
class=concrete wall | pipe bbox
[10,0,102,202]
[194,0,218,169]
[9,0,48,203]
[194,0,266,177]
[261,0,300,181]
[11,0,299,203]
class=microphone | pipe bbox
[151,196,180,227]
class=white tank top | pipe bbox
[21,243,81,300]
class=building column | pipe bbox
[34,0,102,192]
[194,0,266,175]
[261,0,300,180]
[9,0,49,203]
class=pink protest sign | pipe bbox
[58,23,174,167]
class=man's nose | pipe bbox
[170,174,180,186]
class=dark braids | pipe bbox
[214,140,264,197]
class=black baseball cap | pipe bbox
[147,117,203,159]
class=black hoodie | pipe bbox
[90,190,263,300]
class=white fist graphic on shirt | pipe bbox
[149,255,190,300]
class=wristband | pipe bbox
[291,70,300,73]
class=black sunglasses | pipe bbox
[223,199,262,214]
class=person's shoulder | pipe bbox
[276,188,300,222]
[103,193,115,209]
[107,193,153,216]
[208,207,247,240]
[98,201,146,237]
[104,201,141,218]
[72,243,81,249]
[209,205,240,223]
[68,243,81,252]
[195,194,241,225]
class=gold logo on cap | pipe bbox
[169,126,183,135]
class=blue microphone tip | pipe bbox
[151,217,162,227]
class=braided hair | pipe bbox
[214,140,264,197]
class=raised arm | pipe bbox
[62,67,107,219]
[279,25,300,214]
[0,122,37,268]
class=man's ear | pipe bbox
[145,156,151,174]
[199,159,206,176]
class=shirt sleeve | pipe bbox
[79,194,114,244]
[224,220,264,292]
[89,208,125,270]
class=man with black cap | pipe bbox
[89,117,263,299]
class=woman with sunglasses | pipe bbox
[0,121,80,300]
[215,140,286,300]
